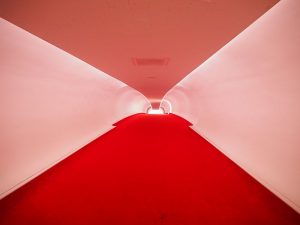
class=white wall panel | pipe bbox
[0,19,150,198]
[164,0,300,213]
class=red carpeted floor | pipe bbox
[0,113,299,225]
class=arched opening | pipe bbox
[160,99,172,114]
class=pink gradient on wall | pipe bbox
[164,0,300,213]
[0,18,150,199]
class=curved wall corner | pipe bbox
[164,0,300,213]
[160,100,172,114]
[0,19,150,199]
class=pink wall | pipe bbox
[0,19,150,199]
[164,0,300,213]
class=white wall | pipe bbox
[0,19,150,198]
[164,0,300,213]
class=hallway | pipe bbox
[0,114,299,225]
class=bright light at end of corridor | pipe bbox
[147,108,165,115]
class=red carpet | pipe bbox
[0,114,299,225]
